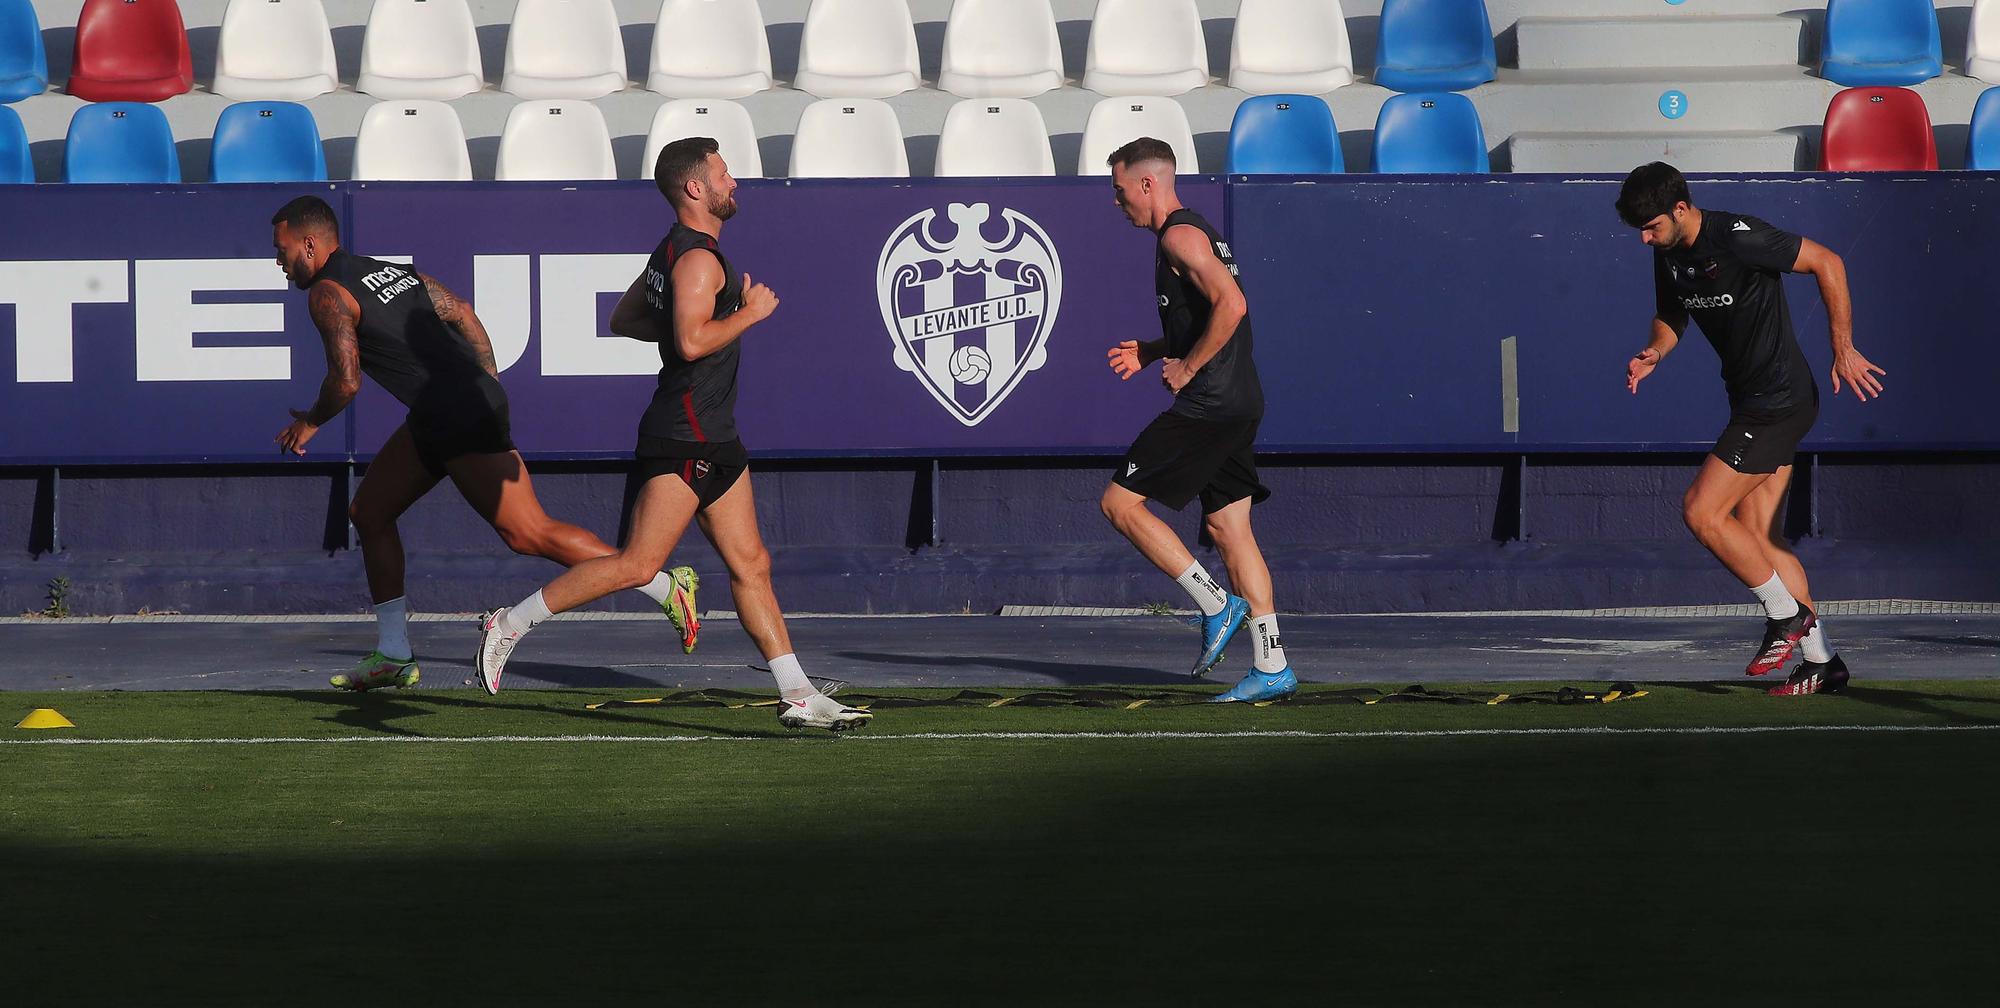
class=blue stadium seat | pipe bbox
[1370,92,1488,173]
[63,101,180,183]
[0,0,49,102]
[209,101,326,182]
[1229,94,1343,174]
[1970,87,2000,170]
[1821,0,1941,87]
[0,103,30,181]
[1373,0,1495,93]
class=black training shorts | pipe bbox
[635,436,749,510]
[409,403,515,479]
[1114,411,1271,514]
[1713,395,1818,475]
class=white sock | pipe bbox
[634,571,676,605]
[501,590,554,637]
[1175,561,1230,617]
[1250,612,1288,673]
[769,653,814,700]
[1801,622,1835,663]
[374,596,411,660]
[1749,573,1800,620]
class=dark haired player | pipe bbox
[270,196,699,690]
[472,139,869,731]
[1100,137,1298,704]
[1614,162,1886,695]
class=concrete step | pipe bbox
[1516,15,1804,72]
[1509,130,1803,172]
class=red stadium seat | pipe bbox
[67,0,192,102]
[1817,86,1937,171]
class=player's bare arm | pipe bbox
[421,274,498,376]
[1628,313,1685,394]
[1158,224,1248,393]
[610,275,667,343]
[1106,337,1170,380]
[672,250,776,362]
[278,281,363,455]
[1791,238,1884,401]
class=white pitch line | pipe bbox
[3,724,1998,746]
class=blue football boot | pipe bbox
[1192,595,1250,678]
[1207,665,1299,704]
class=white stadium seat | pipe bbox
[1970,0,2000,84]
[1229,0,1356,95]
[788,98,909,177]
[352,100,473,180]
[356,0,484,100]
[646,0,774,98]
[1078,96,1198,175]
[792,0,921,99]
[1082,0,1209,97]
[934,98,1054,177]
[501,0,627,99]
[210,0,339,100]
[938,0,1063,99]
[642,99,765,180]
[496,99,616,180]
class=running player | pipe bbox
[472,139,868,731]
[1101,137,1297,704]
[1615,162,1886,695]
[270,196,701,691]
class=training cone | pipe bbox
[16,708,75,730]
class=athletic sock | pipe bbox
[374,596,411,660]
[1250,613,1288,674]
[634,571,677,606]
[769,653,814,701]
[1176,561,1230,617]
[1749,573,1800,620]
[500,590,554,637]
[1801,622,1835,663]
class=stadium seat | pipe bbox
[646,0,773,98]
[67,0,193,102]
[357,0,483,100]
[935,99,1055,177]
[1373,0,1496,93]
[0,0,49,103]
[1082,0,1208,97]
[1970,0,2000,84]
[352,100,472,180]
[501,0,626,99]
[939,0,1063,99]
[1820,0,1941,87]
[0,103,30,181]
[1968,87,2000,169]
[1370,91,1489,173]
[1229,94,1343,174]
[496,99,615,180]
[1229,0,1356,95]
[210,0,338,100]
[642,99,764,180]
[1817,86,1936,171]
[1078,96,1199,176]
[63,101,179,182]
[788,98,908,178]
[792,0,920,99]
[209,101,327,182]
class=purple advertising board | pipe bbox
[345,178,1222,459]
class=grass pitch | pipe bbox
[4,681,1998,1005]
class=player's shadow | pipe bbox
[247,689,782,738]
[1890,634,2000,649]
[1646,679,2000,725]
[324,648,677,690]
[833,650,1187,686]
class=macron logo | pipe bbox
[1125,463,1139,477]
[1732,220,1752,232]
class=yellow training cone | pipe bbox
[16,708,75,730]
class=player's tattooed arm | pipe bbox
[304,281,362,424]
[422,274,499,376]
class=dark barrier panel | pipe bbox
[4,175,1995,462]
[1234,173,2000,451]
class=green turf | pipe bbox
[4,682,1999,1005]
